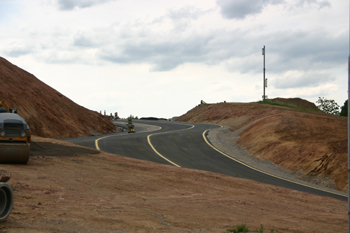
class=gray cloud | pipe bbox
[40,52,81,64]
[56,0,112,11]
[4,48,32,57]
[216,0,330,20]
[3,43,34,57]
[73,32,96,48]
[293,0,331,9]
[31,1,345,80]
[98,34,216,71]
[274,71,336,89]
[167,6,202,21]
[96,25,346,75]
[265,30,347,73]
[216,0,284,20]
[166,6,205,32]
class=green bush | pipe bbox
[225,223,249,232]
[340,99,348,117]
[316,97,340,115]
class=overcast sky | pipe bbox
[0,0,348,118]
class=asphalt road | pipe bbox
[62,119,347,201]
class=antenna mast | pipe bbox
[262,45,267,100]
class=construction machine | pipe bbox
[0,100,31,164]
[126,117,135,133]
[0,170,13,221]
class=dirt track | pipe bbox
[0,136,346,233]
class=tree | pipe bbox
[128,114,139,119]
[340,99,348,117]
[316,97,340,115]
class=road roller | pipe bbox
[126,117,135,133]
[0,100,31,164]
[0,182,13,221]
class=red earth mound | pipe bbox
[177,100,348,192]
[0,57,116,138]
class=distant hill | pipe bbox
[0,57,116,138]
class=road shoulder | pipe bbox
[206,125,346,196]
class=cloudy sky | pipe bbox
[0,0,348,118]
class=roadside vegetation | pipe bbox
[257,100,315,112]
[340,99,348,116]
[225,223,274,233]
[259,97,348,116]
[315,97,340,115]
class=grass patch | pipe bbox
[257,100,315,112]
[225,223,274,233]
[225,223,249,232]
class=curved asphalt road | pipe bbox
[62,119,347,201]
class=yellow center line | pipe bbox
[95,135,112,150]
[94,124,162,151]
[147,124,195,167]
[147,134,181,167]
[202,129,347,198]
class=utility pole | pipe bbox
[262,45,267,101]
[348,2,350,231]
[348,53,350,233]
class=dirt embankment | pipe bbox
[0,57,116,138]
[177,99,348,192]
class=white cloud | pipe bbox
[0,0,347,118]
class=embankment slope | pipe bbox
[0,57,116,138]
[177,100,347,192]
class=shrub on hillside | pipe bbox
[316,97,340,115]
[340,100,348,117]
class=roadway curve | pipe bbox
[62,119,347,201]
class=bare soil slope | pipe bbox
[177,100,347,192]
[0,57,116,138]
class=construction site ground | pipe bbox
[0,128,347,233]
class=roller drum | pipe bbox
[0,183,13,221]
[0,142,30,164]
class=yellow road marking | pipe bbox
[95,135,111,150]
[94,124,162,151]
[147,134,180,167]
[147,124,195,167]
[202,129,347,198]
